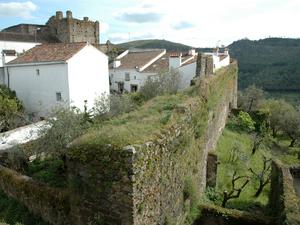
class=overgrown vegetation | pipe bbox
[0,190,48,225]
[0,85,25,132]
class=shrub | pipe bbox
[237,111,255,131]
[32,107,89,158]
[139,69,181,101]
[0,85,25,132]
[94,93,138,118]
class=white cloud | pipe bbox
[105,0,300,46]
[100,21,109,34]
[0,1,37,19]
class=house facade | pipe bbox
[109,48,198,93]
[5,42,109,117]
[203,48,230,73]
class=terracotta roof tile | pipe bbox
[7,42,87,65]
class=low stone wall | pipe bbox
[0,165,70,225]
[193,204,274,225]
[270,160,300,225]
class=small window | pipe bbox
[36,69,40,75]
[134,76,136,80]
[125,72,130,81]
[56,92,62,101]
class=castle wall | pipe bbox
[46,12,99,44]
[67,62,238,225]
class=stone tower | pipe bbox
[46,10,100,44]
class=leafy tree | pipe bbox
[259,99,294,137]
[281,108,300,147]
[238,85,264,112]
[237,111,256,131]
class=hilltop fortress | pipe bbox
[0,10,100,44]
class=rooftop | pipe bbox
[113,49,165,70]
[7,42,88,65]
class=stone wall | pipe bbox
[0,165,70,225]
[67,62,238,225]
[270,160,300,225]
[46,11,99,44]
[0,63,237,225]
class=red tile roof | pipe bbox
[7,42,87,65]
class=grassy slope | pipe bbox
[215,117,300,212]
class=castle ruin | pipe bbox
[1,10,100,44]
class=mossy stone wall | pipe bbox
[67,63,238,225]
[270,160,300,225]
[0,165,70,225]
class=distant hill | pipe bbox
[229,38,300,91]
[117,39,194,52]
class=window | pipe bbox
[125,72,130,81]
[134,76,136,80]
[56,92,62,101]
[130,85,138,93]
[36,69,40,75]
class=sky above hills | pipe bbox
[0,0,300,47]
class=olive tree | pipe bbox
[238,85,264,112]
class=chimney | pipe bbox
[113,59,121,68]
[224,48,229,55]
[169,52,182,70]
[84,17,89,21]
[213,47,219,55]
[66,10,73,19]
[188,49,196,56]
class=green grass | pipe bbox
[214,116,300,213]
[0,190,48,225]
[73,93,192,148]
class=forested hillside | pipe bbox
[229,38,300,90]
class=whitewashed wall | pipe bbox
[178,62,197,89]
[0,67,4,85]
[67,45,109,112]
[0,41,39,67]
[7,63,69,117]
[109,68,156,92]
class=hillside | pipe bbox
[117,39,194,51]
[229,38,300,91]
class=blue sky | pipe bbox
[0,0,300,47]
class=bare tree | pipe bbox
[249,156,271,197]
[221,171,250,207]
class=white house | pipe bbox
[109,48,198,93]
[203,48,230,73]
[0,33,41,84]
[5,42,109,117]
